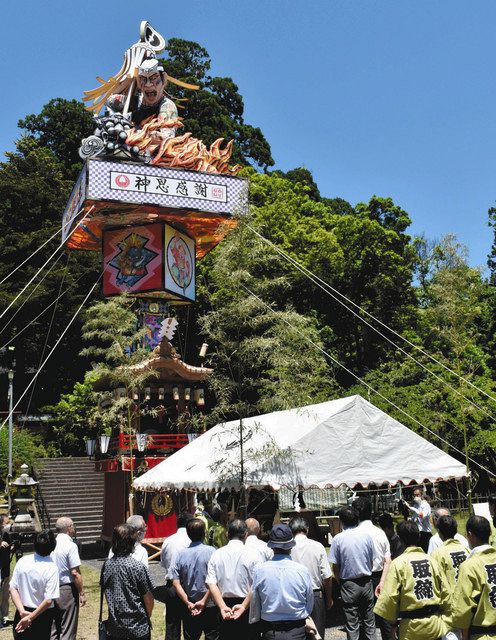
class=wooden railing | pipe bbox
[113,433,190,452]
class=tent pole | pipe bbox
[463,434,473,513]
[239,417,246,519]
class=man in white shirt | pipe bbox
[405,489,432,552]
[427,507,469,554]
[50,517,85,640]
[206,519,261,640]
[289,516,332,640]
[10,529,60,639]
[108,515,148,566]
[353,498,392,640]
[160,512,193,640]
[245,518,272,561]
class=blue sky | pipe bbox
[2,0,495,270]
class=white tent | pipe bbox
[133,394,467,492]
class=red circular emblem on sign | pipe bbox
[115,174,130,188]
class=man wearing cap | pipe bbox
[248,524,314,639]
[133,58,178,133]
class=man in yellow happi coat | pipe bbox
[374,521,449,640]
[430,515,469,595]
[451,515,496,640]
[430,514,469,638]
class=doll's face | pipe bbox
[137,72,164,106]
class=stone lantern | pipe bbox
[10,464,39,536]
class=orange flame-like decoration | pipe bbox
[126,116,242,176]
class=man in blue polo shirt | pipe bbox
[248,524,314,639]
[170,518,219,640]
[329,507,376,640]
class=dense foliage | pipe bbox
[0,427,46,488]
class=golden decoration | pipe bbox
[126,117,242,176]
[151,493,173,517]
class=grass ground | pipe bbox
[76,565,166,640]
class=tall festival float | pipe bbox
[62,22,248,551]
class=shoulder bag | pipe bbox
[99,561,109,640]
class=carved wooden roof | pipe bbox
[126,337,212,382]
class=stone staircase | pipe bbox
[35,457,104,546]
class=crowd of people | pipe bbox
[158,513,329,640]
[3,494,496,640]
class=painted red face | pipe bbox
[137,73,165,106]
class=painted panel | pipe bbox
[164,224,196,302]
[103,223,163,296]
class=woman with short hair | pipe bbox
[101,523,154,640]
[9,529,59,639]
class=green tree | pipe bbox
[197,213,339,514]
[329,196,417,374]
[0,427,46,489]
[486,206,496,376]
[0,137,100,409]
[284,167,321,201]
[161,38,274,170]
[18,99,94,181]
[488,205,496,285]
[81,295,156,398]
[80,295,160,491]
[352,235,496,476]
[198,212,338,425]
[246,171,418,376]
[43,382,98,456]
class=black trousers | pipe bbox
[164,582,186,640]
[260,620,305,640]
[340,577,376,640]
[108,636,150,640]
[13,607,54,640]
[220,597,258,640]
[311,590,326,640]
[183,606,219,640]
[367,571,393,640]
